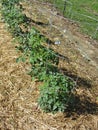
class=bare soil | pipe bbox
[0,1,98,130]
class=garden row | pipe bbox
[1,0,75,113]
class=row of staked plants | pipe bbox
[1,0,75,113]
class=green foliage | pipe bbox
[16,55,26,63]
[28,28,59,81]
[1,0,20,6]
[38,72,74,113]
[1,0,75,113]
[27,28,75,113]
[1,0,28,37]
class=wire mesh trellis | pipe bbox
[22,0,98,86]
[34,0,98,40]
[19,0,98,93]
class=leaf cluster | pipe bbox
[38,72,74,113]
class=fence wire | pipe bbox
[20,0,98,88]
[21,0,98,85]
[33,0,98,40]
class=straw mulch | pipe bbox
[0,8,98,130]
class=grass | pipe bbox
[42,0,98,40]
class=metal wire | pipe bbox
[22,0,98,79]
[32,0,98,39]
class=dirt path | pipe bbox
[0,2,98,130]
